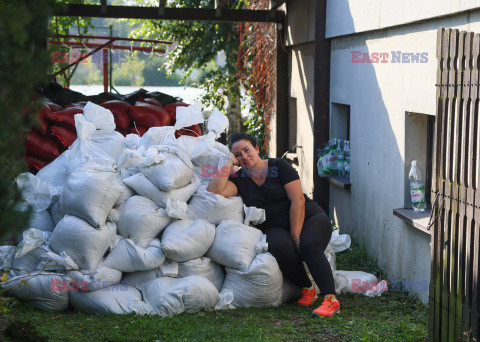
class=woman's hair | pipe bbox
[229,132,258,149]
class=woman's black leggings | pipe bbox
[265,207,335,295]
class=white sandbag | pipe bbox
[123,173,200,208]
[50,200,64,226]
[1,272,70,311]
[174,102,204,130]
[12,228,51,273]
[139,126,177,148]
[50,215,116,270]
[178,257,225,291]
[139,276,219,316]
[67,263,122,291]
[243,205,266,226]
[139,145,194,191]
[117,196,171,248]
[206,108,229,138]
[334,270,379,295]
[66,114,116,175]
[83,101,116,130]
[122,260,178,288]
[187,185,244,225]
[206,220,265,272]
[0,246,15,270]
[36,150,71,192]
[161,219,215,262]
[91,130,126,163]
[103,238,165,272]
[328,230,351,253]
[165,198,187,220]
[222,253,283,308]
[16,173,52,212]
[125,133,141,150]
[215,289,235,310]
[28,210,55,232]
[70,284,142,315]
[61,162,123,228]
[37,250,79,273]
[114,181,136,207]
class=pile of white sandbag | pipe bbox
[0,102,284,315]
[1,102,383,316]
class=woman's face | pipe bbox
[231,139,261,168]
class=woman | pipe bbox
[207,132,340,317]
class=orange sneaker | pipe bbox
[312,295,340,317]
[297,287,317,306]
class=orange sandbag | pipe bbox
[175,124,202,138]
[50,125,77,150]
[140,98,164,108]
[46,107,83,130]
[24,155,48,172]
[100,100,131,129]
[130,126,147,136]
[129,103,171,128]
[25,131,60,161]
[164,102,188,122]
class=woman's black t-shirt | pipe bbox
[229,158,319,231]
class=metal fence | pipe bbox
[429,27,480,342]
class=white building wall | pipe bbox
[329,11,480,303]
[326,0,480,38]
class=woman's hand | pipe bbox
[229,153,239,167]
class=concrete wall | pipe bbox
[281,0,316,198]
[326,0,480,38]
[328,10,480,303]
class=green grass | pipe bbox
[0,240,428,342]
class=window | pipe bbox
[330,103,350,142]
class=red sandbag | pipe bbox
[24,155,48,172]
[100,100,131,129]
[25,131,60,161]
[129,103,171,128]
[23,103,51,135]
[46,107,83,130]
[140,98,164,108]
[175,124,202,138]
[64,102,87,109]
[45,102,62,112]
[50,125,77,149]
[164,102,189,122]
[130,126,147,136]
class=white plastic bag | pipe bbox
[335,270,379,295]
[174,102,204,130]
[207,220,265,272]
[187,185,244,225]
[103,238,166,272]
[117,196,171,248]
[16,173,52,212]
[222,253,283,308]
[178,257,225,291]
[1,271,70,311]
[61,162,123,228]
[243,205,266,226]
[329,230,351,253]
[50,215,116,270]
[207,108,229,138]
[139,126,177,148]
[161,219,215,262]
[70,284,142,315]
[138,275,219,316]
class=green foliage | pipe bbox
[0,0,55,239]
[70,60,103,85]
[111,52,145,86]
[245,100,266,157]
[128,0,247,127]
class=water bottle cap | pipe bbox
[411,160,417,165]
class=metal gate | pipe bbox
[429,28,480,342]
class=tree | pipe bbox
[49,0,96,87]
[129,0,248,134]
[0,0,56,239]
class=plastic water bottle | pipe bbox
[409,160,426,212]
[329,139,338,175]
[343,140,350,177]
[336,141,345,175]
